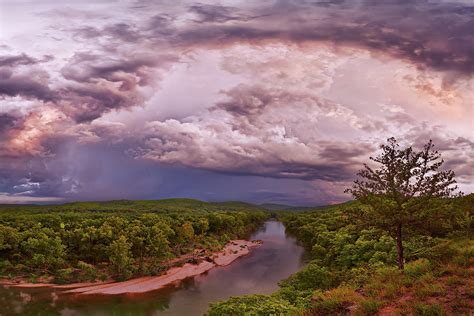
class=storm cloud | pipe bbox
[0,0,472,204]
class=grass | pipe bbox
[412,302,445,316]
[311,286,361,315]
[355,299,381,316]
[308,244,473,316]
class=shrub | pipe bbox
[280,262,338,292]
[207,294,298,316]
[413,281,445,299]
[311,286,360,315]
[77,261,97,281]
[364,266,405,299]
[355,299,381,316]
[0,259,13,275]
[405,259,431,278]
[278,262,339,306]
[54,268,75,284]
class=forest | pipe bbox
[0,199,269,283]
[1,195,471,315]
[208,194,473,315]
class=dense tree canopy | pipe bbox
[0,200,268,282]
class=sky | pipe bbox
[0,0,472,205]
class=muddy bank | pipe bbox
[2,240,261,295]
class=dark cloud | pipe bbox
[403,125,474,185]
[0,70,56,102]
[0,54,55,102]
[171,0,474,76]
[0,54,36,67]
[146,14,175,35]
[188,3,257,23]
[59,85,141,123]
[0,112,22,136]
[213,85,274,117]
[73,26,102,39]
[318,142,374,161]
[60,52,159,84]
[57,52,178,122]
[138,111,374,182]
[103,23,142,42]
[0,53,53,67]
[70,0,472,77]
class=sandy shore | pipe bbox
[2,239,261,295]
[3,281,113,289]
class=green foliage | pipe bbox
[345,137,459,270]
[0,199,269,281]
[108,235,134,280]
[0,224,20,251]
[412,277,446,300]
[77,261,97,281]
[211,194,472,315]
[20,229,65,271]
[278,262,338,307]
[311,286,360,315]
[207,294,299,316]
[404,259,431,278]
[355,299,381,316]
[412,302,445,316]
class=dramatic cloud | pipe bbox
[0,0,472,204]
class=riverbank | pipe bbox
[1,240,262,295]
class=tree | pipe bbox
[345,137,458,270]
[147,224,172,271]
[20,229,65,272]
[108,235,134,279]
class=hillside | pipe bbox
[0,198,266,214]
[208,194,474,315]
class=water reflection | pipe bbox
[0,221,306,316]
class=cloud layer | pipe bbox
[0,0,472,204]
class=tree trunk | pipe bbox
[396,223,404,270]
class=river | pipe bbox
[0,221,307,316]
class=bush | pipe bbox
[54,268,75,284]
[413,281,445,299]
[77,261,97,281]
[280,262,338,292]
[311,286,360,315]
[355,299,381,316]
[364,266,405,299]
[278,262,339,306]
[207,295,298,316]
[405,259,431,278]
[0,259,13,275]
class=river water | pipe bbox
[0,221,306,316]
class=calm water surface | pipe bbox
[0,221,306,316]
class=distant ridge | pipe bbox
[0,198,354,213]
[0,198,266,213]
[258,202,353,212]
[258,203,293,210]
[1,195,469,213]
